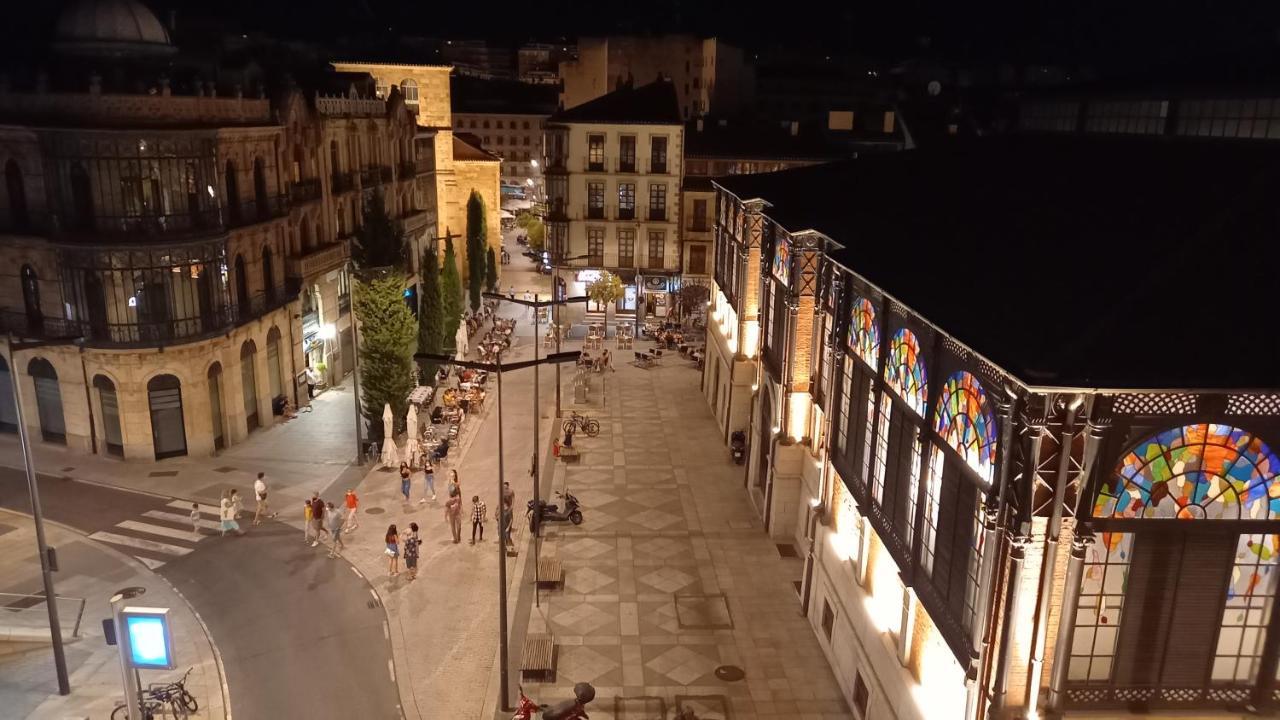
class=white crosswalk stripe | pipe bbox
[116,520,205,542]
[88,531,193,557]
[166,500,220,516]
[142,510,216,527]
[87,504,223,569]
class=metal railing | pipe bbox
[648,208,667,222]
[331,171,356,194]
[617,207,636,221]
[227,195,288,228]
[378,165,394,183]
[359,167,379,187]
[398,160,418,180]
[289,178,322,204]
[0,592,86,639]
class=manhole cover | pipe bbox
[365,506,386,515]
[714,665,745,682]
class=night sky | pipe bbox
[6,0,1280,79]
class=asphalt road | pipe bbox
[0,467,402,719]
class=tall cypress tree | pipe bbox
[418,246,444,376]
[485,246,498,292]
[440,233,464,350]
[354,273,416,444]
[351,192,405,271]
[465,190,487,312]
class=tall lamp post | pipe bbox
[416,348,578,712]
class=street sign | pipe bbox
[121,607,176,670]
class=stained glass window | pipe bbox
[1070,532,1134,683]
[772,234,791,286]
[884,328,927,416]
[1213,533,1280,682]
[1093,424,1280,519]
[849,297,879,369]
[934,372,998,482]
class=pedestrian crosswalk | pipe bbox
[88,500,221,570]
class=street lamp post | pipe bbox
[416,348,578,712]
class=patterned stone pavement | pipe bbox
[521,356,853,720]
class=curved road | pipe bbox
[0,468,401,719]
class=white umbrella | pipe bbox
[380,403,398,467]
[403,404,421,467]
[455,323,469,360]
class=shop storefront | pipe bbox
[638,272,677,319]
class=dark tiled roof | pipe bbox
[453,133,499,161]
[550,79,681,125]
[451,75,557,115]
[717,135,1280,390]
[685,119,847,161]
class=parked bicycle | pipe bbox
[111,667,198,719]
[562,411,600,438]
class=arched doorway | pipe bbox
[208,363,225,450]
[27,358,64,444]
[262,245,275,303]
[253,157,268,220]
[1069,423,1280,710]
[234,254,249,319]
[266,326,284,402]
[147,374,187,459]
[6,159,28,230]
[70,162,93,231]
[21,265,41,332]
[0,355,16,433]
[240,340,259,431]
[93,375,123,456]
[224,159,239,223]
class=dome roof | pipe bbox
[54,0,174,56]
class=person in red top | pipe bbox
[308,493,326,548]
[343,489,360,531]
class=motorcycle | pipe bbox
[511,682,596,720]
[730,430,746,465]
[527,489,584,532]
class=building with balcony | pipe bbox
[0,0,425,463]
[450,76,557,197]
[544,79,684,317]
[708,135,1280,720]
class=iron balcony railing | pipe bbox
[227,195,289,228]
[618,206,636,221]
[331,171,356,194]
[648,208,667,222]
[0,279,300,349]
[379,165,394,183]
[398,160,418,180]
[289,178,322,204]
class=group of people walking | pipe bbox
[210,472,279,537]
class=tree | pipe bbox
[586,271,625,334]
[465,190,487,312]
[351,192,406,271]
[515,210,535,229]
[676,283,710,321]
[485,246,499,292]
[440,233,464,350]
[418,246,444,378]
[525,216,546,254]
[354,273,417,444]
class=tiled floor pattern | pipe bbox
[523,360,853,719]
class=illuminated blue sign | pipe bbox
[122,607,175,670]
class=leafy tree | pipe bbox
[351,192,406,271]
[485,246,498,292]
[354,273,416,444]
[515,210,535,229]
[418,247,444,378]
[525,216,546,254]
[465,190,487,312]
[440,232,464,349]
[586,271,624,334]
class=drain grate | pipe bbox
[365,506,386,515]
[714,665,745,682]
[213,466,238,474]
[149,470,179,478]
[367,597,382,609]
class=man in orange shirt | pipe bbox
[343,489,360,531]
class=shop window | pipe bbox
[821,600,835,641]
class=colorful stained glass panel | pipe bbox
[771,234,790,286]
[849,297,879,369]
[933,372,998,482]
[884,328,927,416]
[1093,424,1280,519]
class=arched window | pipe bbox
[20,265,41,331]
[225,159,241,224]
[208,362,225,449]
[266,326,283,400]
[933,372,998,481]
[93,375,123,456]
[253,157,269,219]
[0,355,16,433]
[400,79,419,104]
[1094,424,1280,520]
[147,374,187,459]
[292,145,305,183]
[6,159,28,230]
[70,162,93,230]
[241,340,259,431]
[848,296,879,369]
[28,358,64,444]
[330,140,341,174]
[262,245,275,302]
[884,328,927,416]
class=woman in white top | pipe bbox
[220,490,244,537]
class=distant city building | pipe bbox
[1017,86,1280,139]
[706,134,1280,720]
[440,39,515,81]
[450,77,558,198]
[558,35,753,120]
[544,80,684,316]
[517,43,574,86]
[0,0,429,461]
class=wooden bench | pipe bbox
[521,633,556,681]
[537,558,564,588]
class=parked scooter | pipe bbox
[730,430,746,465]
[527,489,584,532]
[511,683,596,719]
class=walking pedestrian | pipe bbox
[399,462,412,504]
[419,460,437,504]
[470,495,487,545]
[385,524,400,576]
[326,502,345,558]
[402,523,421,581]
[229,488,244,525]
[304,365,321,399]
[303,500,312,541]
[219,491,243,537]
[502,481,514,510]
[343,489,360,531]
[601,348,615,372]
[501,504,513,548]
[190,502,202,537]
[444,493,463,544]
[253,472,275,525]
[447,469,461,498]
[309,492,326,547]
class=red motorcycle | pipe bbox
[511,683,595,720]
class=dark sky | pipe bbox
[9,0,1280,77]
